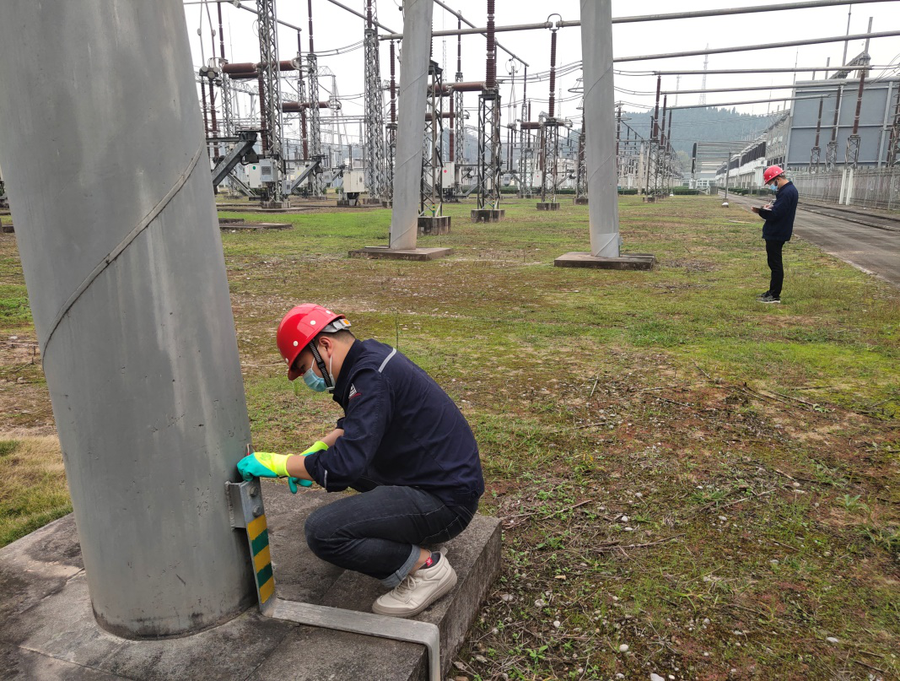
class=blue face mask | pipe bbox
[302,365,327,392]
[769,182,778,192]
[298,350,333,393]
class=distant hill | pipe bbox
[619,106,774,158]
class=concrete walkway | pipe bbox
[0,485,500,680]
[724,192,900,288]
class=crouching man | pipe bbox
[238,304,484,617]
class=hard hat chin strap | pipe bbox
[309,342,336,393]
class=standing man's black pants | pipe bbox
[765,239,786,298]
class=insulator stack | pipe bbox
[486,0,496,89]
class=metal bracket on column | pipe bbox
[226,479,442,681]
[226,479,276,617]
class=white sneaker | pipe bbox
[372,553,458,618]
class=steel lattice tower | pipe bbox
[476,0,502,211]
[888,86,900,166]
[421,61,444,217]
[306,0,324,196]
[476,89,502,210]
[256,0,283,203]
[575,120,586,200]
[385,39,397,204]
[363,1,386,202]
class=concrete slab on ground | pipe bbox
[0,485,500,680]
[554,252,657,270]
[348,246,453,261]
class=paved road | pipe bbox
[725,193,900,289]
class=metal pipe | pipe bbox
[390,0,433,250]
[282,101,331,111]
[581,0,619,257]
[381,1,896,38]
[617,30,900,63]
[384,21,553,40]
[647,65,878,75]
[0,0,254,637]
[662,83,800,95]
[666,94,828,110]
[611,0,894,23]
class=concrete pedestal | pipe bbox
[573,197,589,205]
[0,486,500,680]
[348,246,453,261]
[1,219,12,234]
[536,202,560,211]
[417,216,451,235]
[554,251,656,270]
[470,209,505,223]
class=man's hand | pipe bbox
[238,442,329,494]
[751,206,760,213]
[238,450,291,480]
[287,441,329,492]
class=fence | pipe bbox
[790,167,900,211]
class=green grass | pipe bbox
[1,195,899,678]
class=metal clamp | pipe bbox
[227,479,442,681]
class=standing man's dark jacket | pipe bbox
[303,339,484,513]
[757,180,798,241]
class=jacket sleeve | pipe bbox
[758,187,795,220]
[303,368,392,491]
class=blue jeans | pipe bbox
[304,484,477,587]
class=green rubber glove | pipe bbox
[288,441,329,492]
[237,451,290,479]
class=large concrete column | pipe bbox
[581,0,620,257]
[389,0,434,250]
[0,1,255,637]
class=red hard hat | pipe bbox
[276,304,349,379]
[763,165,784,184]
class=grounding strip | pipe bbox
[39,142,205,360]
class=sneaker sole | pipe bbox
[758,299,781,304]
[372,569,458,618]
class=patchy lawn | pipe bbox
[1,195,898,679]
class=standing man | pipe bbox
[751,165,799,304]
[238,304,484,618]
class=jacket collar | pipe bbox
[332,339,363,403]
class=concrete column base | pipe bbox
[363,197,383,205]
[0,487,501,680]
[573,197,589,205]
[554,251,656,270]
[349,246,453,261]
[1,219,13,234]
[536,202,560,211]
[418,216,451,235]
[470,209,505,223]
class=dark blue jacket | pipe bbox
[303,339,484,511]
[757,180,798,241]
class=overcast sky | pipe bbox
[184,0,900,145]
